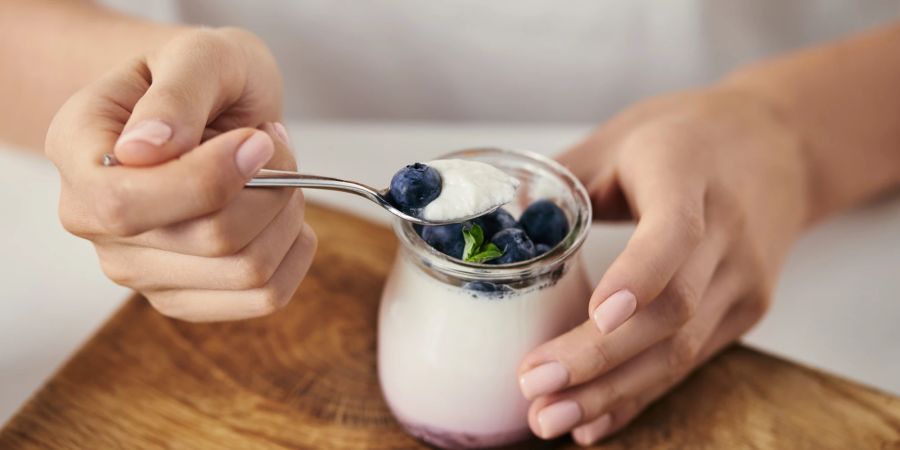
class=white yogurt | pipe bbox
[378,255,591,447]
[421,159,519,221]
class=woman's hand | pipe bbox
[46,28,317,322]
[518,88,811,445]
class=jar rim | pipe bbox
[393,147,592,282]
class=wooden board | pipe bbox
[2,204,899,449]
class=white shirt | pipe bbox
[106,0,898,122]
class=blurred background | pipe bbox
[2,0,899,424]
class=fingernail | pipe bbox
[593,289,637,334]
[520,362,569,400]
[537,400,582,439]
[572,413,612,446]
[235,131,274,177]
[116,120,172,147]
[272,122,291,146]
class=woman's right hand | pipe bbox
[45,28,317,322]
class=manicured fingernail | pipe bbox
[235,131,274,177]
[537,400,582,439]
[520,362,569,400]
[272,122,291,146]
[116,120,172,148]
[572,413,612,446]
[593,290,637,334]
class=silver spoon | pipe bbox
[102,154,497,226]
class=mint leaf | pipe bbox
[462,223,484,261]
[468,242,503,263]
[462,223,504,263]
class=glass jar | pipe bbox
[378,148,593,448]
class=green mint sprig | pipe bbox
[462,223,503,263]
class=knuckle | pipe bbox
[232,256,275,290]
[661,280,698,325]
[97,254,132,287]
[624,120,702,158]
[214,27,262,48]
[594,381,622,412]
[607,398,644,435]
[253,285,290,316]
[192,216,242,257]
[677,204,706,244]
[58,212,84,237]
[170,28,235,59]
[709,186,748,243]
[44,93,90,162]
[300,222,318,253]
[95,182,140,237]
[724,208,748,242]
[620,397,644,421]
[667,335,702,374]
[735,243,775,313]
[623,123,675,153]
[745,292,773,319]
[194,28,236,54]
[168,27,256,91]
[58,197,92,239]
[746,250,772,292]
[43,123,64,162]
[587,337,614,374]
[145,294,180,319]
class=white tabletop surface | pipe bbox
[1,121,898,425]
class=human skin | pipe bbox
[1,1,899,442]
[2,0,316,321]
[0,0,183,150]
[518,23,900,445]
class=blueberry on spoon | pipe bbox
[389,163,442,214]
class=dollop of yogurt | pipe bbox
[421,159,519,221]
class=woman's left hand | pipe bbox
[517,87,812,445]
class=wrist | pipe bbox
[719,67,867,229]
[720,34,900,226]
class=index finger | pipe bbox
[47,63,274,237]
[588,136,709,334]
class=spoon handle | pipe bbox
[248,169,385,198]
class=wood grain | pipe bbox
[1,203,898,449]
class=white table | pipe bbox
[2,121,898,425]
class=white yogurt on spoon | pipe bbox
[421,159,519,221]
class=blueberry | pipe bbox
[421,223,465,259]
[518,200,569,247]
[464,281,513,297]
[490,228,536,264]
[535,243,552,255]
[472,208,518,240]
[389,163,442,214]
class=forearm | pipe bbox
[0,0,186,151]
[724,22,900,226]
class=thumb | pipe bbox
[113,31,244,166]
[96,128,274,237]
